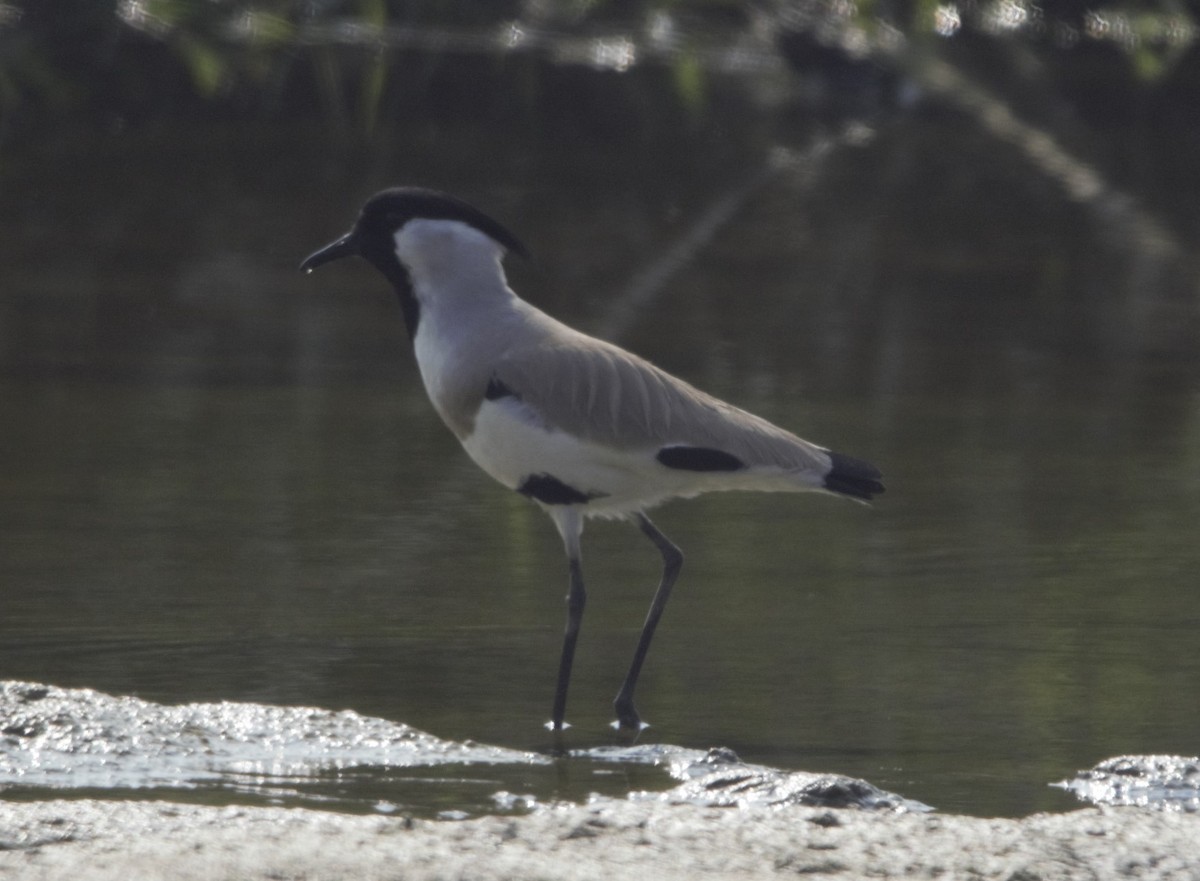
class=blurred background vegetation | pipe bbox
[5,0,1200,235]
[0,1,1195,128]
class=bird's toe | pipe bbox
[612,698,648,733]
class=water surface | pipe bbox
[2,80,1199,818]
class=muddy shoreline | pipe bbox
[3,797,1199,881]
[4,684,1198,878]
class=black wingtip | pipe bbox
[823,451,885,501]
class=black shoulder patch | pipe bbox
[822,451,885,501]
[485,376,516,401]
[517,474,606,506]
[656,446,746,472]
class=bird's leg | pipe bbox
[549,508,585,733]
[551,554,585,732]
[613,513,683,730]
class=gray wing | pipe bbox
[488,326,834,478]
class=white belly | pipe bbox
[459,397,797,517]
[461,398,641,514]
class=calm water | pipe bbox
[3,92,1199,818]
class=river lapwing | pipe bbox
[301,187,883,732]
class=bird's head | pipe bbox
[301,187,528,337]
[301,187,528,277]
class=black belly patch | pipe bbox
[656,446,745,472]
[517,474,606,506]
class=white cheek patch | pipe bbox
[394,219,500,275]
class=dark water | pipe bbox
[3,74,1200,819]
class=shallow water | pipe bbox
[3,60,1200,818]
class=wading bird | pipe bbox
[301,187,883,732]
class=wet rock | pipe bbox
[0,681,546,794]
[575,742,928,812]
[1054,755,1200,811]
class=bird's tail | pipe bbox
[822,451,885,501]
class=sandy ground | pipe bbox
[2,797,1199,880]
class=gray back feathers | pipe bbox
[486,311,833,478]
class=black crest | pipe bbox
[357,187,529,260]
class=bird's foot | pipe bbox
[544,718,573,756]
[611,698,649,735]
[610,718,650,738]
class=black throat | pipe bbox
[358,235,421,340]
[376,258,421,341]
